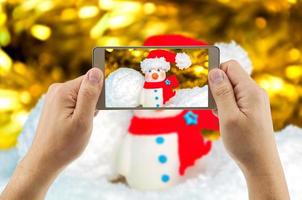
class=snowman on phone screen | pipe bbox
[140,49,192,107]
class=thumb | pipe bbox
[208,69,239,119]
[74,68,103,124]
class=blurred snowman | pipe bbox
[139,49,192,107]
[115,36,222,190]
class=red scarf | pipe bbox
[143,75,179,104]
[128,110,219,175]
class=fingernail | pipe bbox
[209,69,224,85]
[88,68,101,84]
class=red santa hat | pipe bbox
[140,35,209,74]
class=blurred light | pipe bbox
[129,40,142,46]
[13,111,28,125]
[0,28,11,46]
[285,65,302,80]
[143,22,167,37]
[13,62,27,75]
[0,89,20,111]
[36,0,54,12]
[61,8,77,21]
[29,84,42,97]
[131,50,143,57]
[288,48,301,61]
[193,66,207,75]
[0,132,19,150]
[51,67,63,81]
[30,24,51,41]
[255,17,267,29]
[217,0,230,3]
[109,14,135,29]
[288,0,297,4]
[0,49,12,72]
[258,75,284,93]
[78,6,99,19]
[98,36,121,45]
[112,2,141,13]
[0,12,7,26]
[19,91,31,104]
[90,13,110,39]
[99,0,115,10]
[143,2,156,14]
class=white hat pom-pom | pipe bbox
[214,41,253,75]
[175,52,192,70]
[106,68,144,107]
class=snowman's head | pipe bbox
[144,68,166,82]
[134,110,183,118]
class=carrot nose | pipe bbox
[152,73,159,80]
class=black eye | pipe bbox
[157,69,160,72]
[149,70,151,73]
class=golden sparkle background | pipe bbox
[0,0,302,149]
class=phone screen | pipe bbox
[93,46,219,110]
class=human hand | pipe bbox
[29,67,103,172]
[208,60,289,199]
[1,68,103,200]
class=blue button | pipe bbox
[161,174,170,183]
[156,104,160,107]
[154,89,157,92]
[155,96,159,100]
[158,155,167,164]
[155,137,164,144]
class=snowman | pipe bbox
[139,49,192,107]
[117,109,219,190]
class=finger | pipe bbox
[64,75,85,93]
[220,60,254,87]
[208,68,239,119]
[73,68,103,124]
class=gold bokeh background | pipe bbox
[0,0,302,149]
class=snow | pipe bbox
[105,68,144,107]
[214,41,252,75]
[167,86,208,107]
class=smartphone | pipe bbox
[93,46,219,110]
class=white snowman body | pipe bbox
[140,88,163,107]
[139,68,166,108]
[117,110,185,190]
